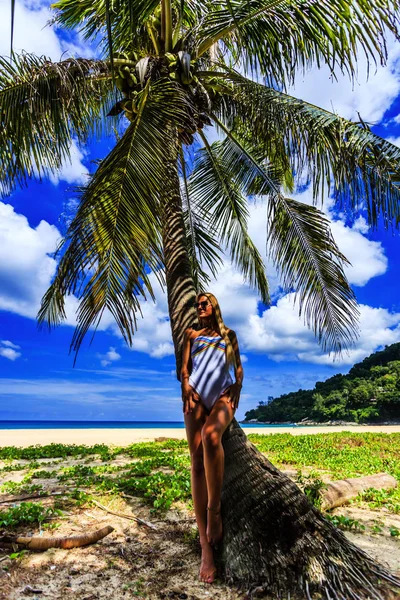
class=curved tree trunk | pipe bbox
[161,145,400,599]
[217,420,400,599]
[161,142,197,378]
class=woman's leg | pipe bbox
[201,393,235,545]
[184,398,216,583]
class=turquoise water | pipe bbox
[0,420,297,430]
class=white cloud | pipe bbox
[330,220,387,287]
[0,202,60,318]
[0,202,118,340]
[0,339,21,360]
[240,354,248,363]
[0,378,173,398]
[238,294,400,366]
[99,346,121,367]
[0,0,93,60]
[0,339,22,360]
[386,135,400,148]
[290,34,400,123]
[106,347,120,362]
[1,340,20,349]
[0,0,62,59]
[48,140,89,186]
[151,342,175,358]
[126,280,175,359]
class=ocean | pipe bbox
[0,420,296,430]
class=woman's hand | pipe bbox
[229,382,242,410]
[182,383,197,415]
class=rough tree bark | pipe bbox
[217,420,400,599]
[161,138,400,599]
[161,140,197,378]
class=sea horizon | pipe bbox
[0,419,297,430]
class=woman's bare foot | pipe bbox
[199,539,216,583]
[206,505,223,545]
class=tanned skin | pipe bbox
[181,296,244,584]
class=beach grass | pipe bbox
[1,433,400,530]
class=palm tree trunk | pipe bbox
[161,145,197,377]
[161,141,400,600]
[216,420,400,599]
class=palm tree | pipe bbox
[2,0,400,596]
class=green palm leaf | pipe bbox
[51,0,160,47]
[205,125,358,352]
[267,196,359,352]
[52,0,206,54]
[195,0,400,86]
[38,78,194,358]
[179,146,223,291]
[0,54,113,196]
[218,71,400,227]
[189,132,270,304]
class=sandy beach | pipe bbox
[1,424,400,447]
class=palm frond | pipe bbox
[195,0,400,86]
[205,122,359,352]
[52,0,208,56]
[38,78,194,357]
[0,54,113,196]
[268,196,359,353]
[217,71,400,227]
[179,146,223,291]
[189,132,270,304]
[51,0,160,47]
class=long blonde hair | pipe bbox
[196,292,237,369]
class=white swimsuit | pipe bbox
[189,335,233,411]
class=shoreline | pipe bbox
[1,424,400,447]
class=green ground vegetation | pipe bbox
[0,433,399,535]
[245,343,400,423]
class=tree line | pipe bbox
[245,343,400,423]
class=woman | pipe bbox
[181,293,244,584]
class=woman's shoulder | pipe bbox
[184,327,203,340]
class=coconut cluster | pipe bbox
[109,52,228,145]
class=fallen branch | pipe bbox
[0,525,113,551]
[321,472,398,511]
[0,487,117,505]
[90,499,157,530]
[0,491,66,505]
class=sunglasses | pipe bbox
[194,301,210,310]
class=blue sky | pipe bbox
[2,1,400,422]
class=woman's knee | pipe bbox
[190,447,204,473]
[201,424,221,451]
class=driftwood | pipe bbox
[321,472,398,511]
[0,525,113,551]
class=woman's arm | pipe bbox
[181,328,195,414]
[228,330,244,409]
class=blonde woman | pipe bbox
[181,293,244,584]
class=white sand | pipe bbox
[0,425,400,447]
